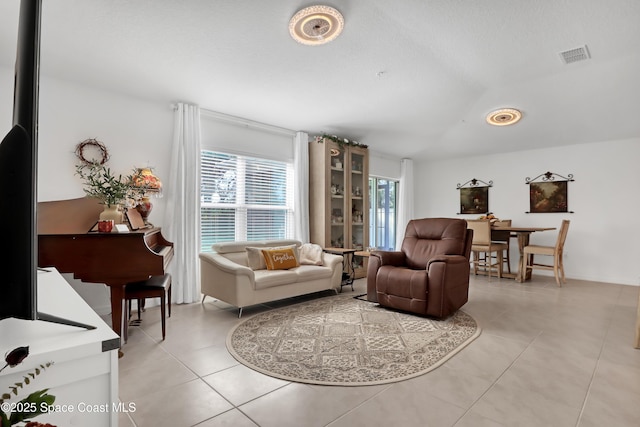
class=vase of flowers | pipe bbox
[75,163,130,223]
[128,167,162,223]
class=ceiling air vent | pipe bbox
[559,45,591,64]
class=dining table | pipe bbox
[490,225,556,282]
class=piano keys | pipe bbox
[37,197,174,341]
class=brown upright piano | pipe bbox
[37,197,174,340]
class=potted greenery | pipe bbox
[75,163,131,222]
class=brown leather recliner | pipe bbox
[367,218,473,319]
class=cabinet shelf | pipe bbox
[310,138,369,279]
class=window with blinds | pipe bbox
[200,150,294,251]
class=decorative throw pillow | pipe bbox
[298,243,324,265]
[262,247,300,270]
[246,247,267,270]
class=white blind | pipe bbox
[200,150,294,251]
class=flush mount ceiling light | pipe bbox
[289,5,344,46]
[486,108,522,126]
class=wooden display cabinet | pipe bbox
[309,137,369,278]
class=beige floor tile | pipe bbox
[410,364,494,408]
[175,342,239,377]
[239,382,385,427]
[129,379,232,427]
[590,359,640,397]
[117,275,640,427]
[454,412,507,427]
[443,332,528,382]
[578,381,640,427]
[327,380,467,427]
[469,382,581,426]
[195,409,259,427]
[494,345,595,409]
[203,364,289,406]
[119,329,174,370]
[119,354,197,402]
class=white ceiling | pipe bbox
[1,0,639,160]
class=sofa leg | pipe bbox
[238,307,243,318]
[201,294,207,304]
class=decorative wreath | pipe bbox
[75,138,110,165]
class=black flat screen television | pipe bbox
[0,0,40,321]
[0,0,94,329]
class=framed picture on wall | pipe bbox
[457,178,492,214]
[529,181,568,213]
[526,171,574,213]
[460,187,489,214]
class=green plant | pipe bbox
[1,347,56,427]
[313,134,368,149]
[75,163,131,207]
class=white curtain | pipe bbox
[165,103,201,304]
[293,131,310,242]
[395,158,415,250]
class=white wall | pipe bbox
[200,113,294,161]
[415,138,640,286]
[369,150,402,180]
[2,65,174,315]
[2,66,174,221]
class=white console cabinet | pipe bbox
[0,268,120,427]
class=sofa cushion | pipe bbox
[298,243,324,265]
[262,247,300,270]
[253,269,298,289]
[224,251,249,267]
[246,247,268,270]
[293,265,334,281]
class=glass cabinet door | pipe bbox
[349,150,365,251]
[329,145,346,247]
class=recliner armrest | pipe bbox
[427,254,469,269]
[370,250,406,267]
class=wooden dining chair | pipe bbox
[467,219,508,281]
[124,274,172,341]
[523,220,570,286]
[492,219,512,274]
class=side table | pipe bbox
[323,247,357,292]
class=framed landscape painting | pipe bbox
[460,186,489,214]
[529,181,568,213]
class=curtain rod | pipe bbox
[193,106,297,137]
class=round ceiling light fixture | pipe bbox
[486,108,522,126]
[289,5,344,46]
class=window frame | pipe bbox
[200,150,294,251]
[368,176,399,251]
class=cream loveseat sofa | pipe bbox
[199,239,343,316]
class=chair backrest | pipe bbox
[555,220,570,252]
[400,218,469,269]
[493,219,512,227]
[466,219,491,245]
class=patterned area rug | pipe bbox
[226,295,480,386]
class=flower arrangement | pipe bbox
[313,134,368,149]
[1,347,56,427]
[75,163,131,207]
[128,167,162,199]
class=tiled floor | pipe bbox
[116,275,640,427]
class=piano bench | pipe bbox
[125,274,172,341]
